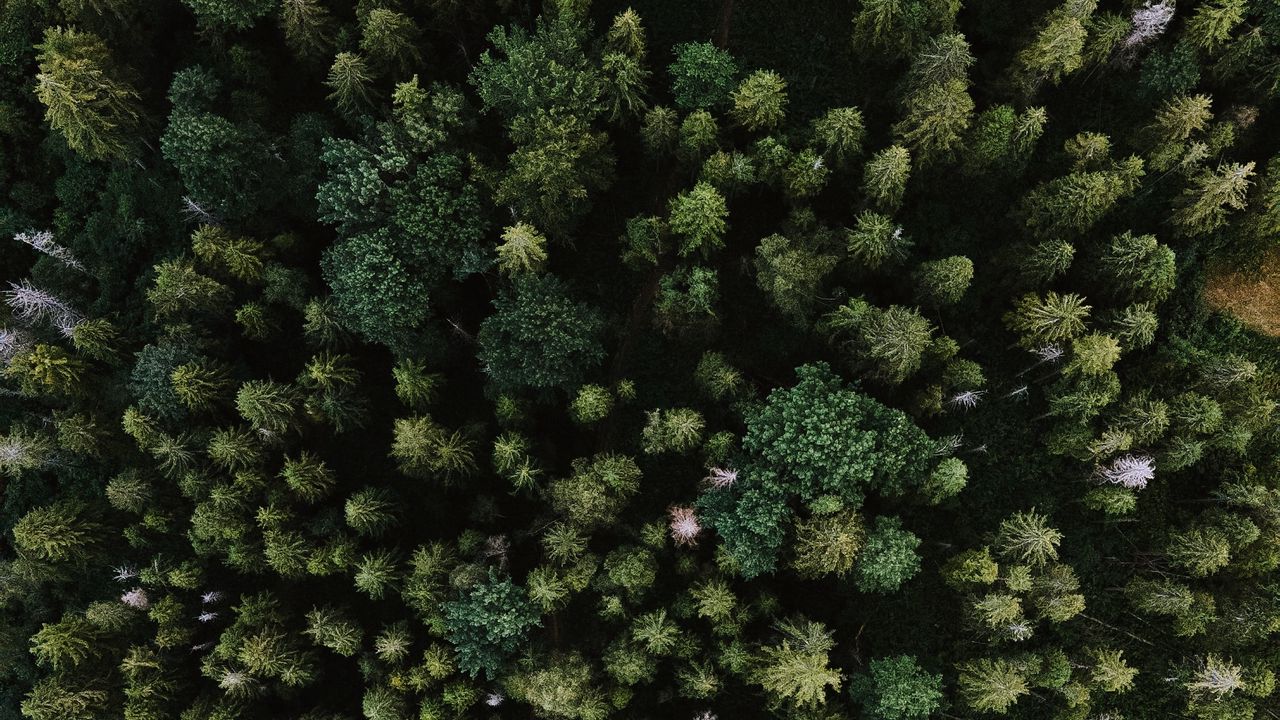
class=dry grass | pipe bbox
[1204,249,1280,337]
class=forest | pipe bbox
[1,0,1279,718]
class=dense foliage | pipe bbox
[2,0,1279,719]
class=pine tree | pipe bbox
[813,107,865,165]
[731,71,788,131]
[360,9,421,72]
[1004,292,1091,349]
[326,53,375,114]
[34,27,140,160]
[893,79,973,164]
[1011,0,1095,95]
[996,510,1062,566]
[1172,162,1255,237]
[12,502,101,564]
[792,510,865,579]
[913,256,973,305]
[754,624,842,709]
[957,658,1030,713]
[846,212,911,269]
[669,182,728,257]
[862,145,911,211]
[279,0,335,60]
[1098,231,1176,302]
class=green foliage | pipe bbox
[893,79,973,164]
[12,502,100,564]
[495,112,615,234]
[34,27,139,160]
[731,70,788,131]
[863,145,911,211]
[754,619,843,709]
[668,42,739,110]
[755,233,839,324]
[181,0,274,29]
[477,275,605,394]
[702,364,933,577]
[506,652,609,720]
[913,256,973,305]
[319,147,489,348]
[792,510,865,579]
[854,516,922,593]
[957,658,1029,713]
[669,182,728,257]
[850,655,944,720]
[6,5,1280,720]
[813,107,865,165]
[442,571,541,678]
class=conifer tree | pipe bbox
[34,27,140,160]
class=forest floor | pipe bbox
[1204,248,1280,336]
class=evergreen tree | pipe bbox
[34,27,140,160]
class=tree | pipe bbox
[1004,292,1091,349]
[957,658,1030,713]
[442,570,540,678]
[907,33,973,88]
[236,380,300,436]
[392,416,476,481]
[497,223,549,276]
[1021,158,1145,236]
[470,12,604,123]
[477,274,605,394]
[161,66,283,221]
[569,384,613,424]
[996,510,1062,566]
[731,71,787,131]
[862,145,911,211]
[754,623,843,709]
[754,233,839,324]
[319,143,490,348]
[854,516,921,593]
[12,502,101,564]
[845,212,911,269]
[893,79,973,164]
[506,653,609,720]
[279,0,335,60]
[669,182,728,257]
[182,0,274,29]
[305,607,363,656]
[791,510,865,579]
[923,457,968,504]
[1167,526,1232,577]
[852,0,961,59]
[495,112,615,235]
[1149,94,1213,145]
[641,408,705,454]
[826,300,935,384]
[701,364,934,577]
[668,42,738,110]
[1183,0,1245,51]
[549,453,642,529]
[813,107,865,165]
[1172,162,1255,237]
[326,53,374,114]
[1011,0,1094,94]
[850,655,944,720]
[360,9,421,72]
[1099,231,1175,302]
[34,28,140,160]
[914,256,973,305]
[345,487,400,536]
